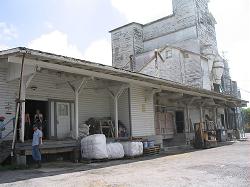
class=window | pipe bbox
[58,103,69,116]
[184,53,189,58]
[165,50,172,59]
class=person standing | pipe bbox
[34,109,43,126]
[25,112,31,140]
[32,125,43,168]
[34,109,45,138]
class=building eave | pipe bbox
[1,47,247,105]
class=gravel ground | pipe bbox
[0,134,249,187]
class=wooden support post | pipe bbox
[214,107,217,128]
[12,54,25,158]
[114,96,119,138]
[68,78,88,140]
[107,85,128,138]
[186,105,190,133]
[75,91,79,139]
[20,78,26,143]
[200,106,203,123]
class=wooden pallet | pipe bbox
[143,146,160,156]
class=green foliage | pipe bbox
[243,108,250,133]
[243,108,250,124]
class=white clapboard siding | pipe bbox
[118,89,130,133]
[0,67,16,140]
[28,72,112,127]
[189,107,201,125]
[109,89,130,132]
[78,89,111,124]
[130,84,155,136]
[1,68,113,140]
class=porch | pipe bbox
[7,64,131,143]
[153,91,240,148]
[15,139,78,156]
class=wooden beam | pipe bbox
[8,56,228,101]
[25,73,36,89]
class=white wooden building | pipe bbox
[0,47,246,148]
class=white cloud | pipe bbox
[28,30,112,65]
[83,39,112,66]
[0,44,9,50]
[0,22,18,41]
[28,30,84,59]
[209,0,250,103]
[110,0,172,23]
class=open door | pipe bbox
[56,102,71,139]
[175,111,185,133]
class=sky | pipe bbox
[0,0,249,104]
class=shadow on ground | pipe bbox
[0,142,235,184]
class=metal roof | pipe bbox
[0,47,248,106]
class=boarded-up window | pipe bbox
[155,112,175,135]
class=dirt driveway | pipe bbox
[0,135,249,187]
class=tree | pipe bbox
[243,108,250,132]
[243,108,250,123]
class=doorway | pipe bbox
[26,100,48,139]
[175,111,185,133]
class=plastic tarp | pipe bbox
[81,134,108,159]
[121,142,143,157]
[106,142,124,159]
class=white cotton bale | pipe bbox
[106,142,124,159]
[79,123,89,138]
[81,134,108,159]
[121,142,143,157]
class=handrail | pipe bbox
[0,118,15,141]
[0,130,14,141]
[1,117,15,129]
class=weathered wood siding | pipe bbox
[0,64,16,140]
[130,84,155,136]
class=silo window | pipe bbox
[165,50,172,59]
[184,53,189,58]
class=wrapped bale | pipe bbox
[121,142,143,157]
[79,123,89,138]
[81,134,108,159]
[106,142,124,159]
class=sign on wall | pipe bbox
[4,102,14,115]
